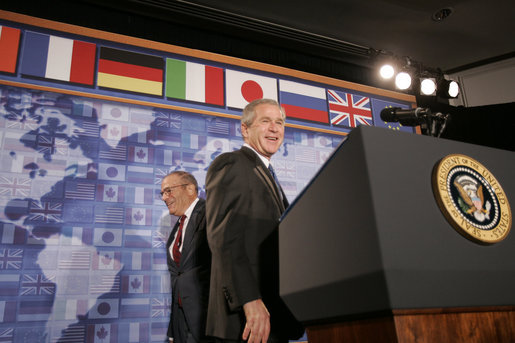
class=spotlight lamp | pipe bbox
[448,80,460,98]
[420,77,437,96]
[438,79,460,98]
[395,71,412,90]
[379,64,395,79]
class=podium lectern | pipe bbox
[279,126,515,342]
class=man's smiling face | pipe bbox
[241,103,285,159]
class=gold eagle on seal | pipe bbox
[453,175,490,222]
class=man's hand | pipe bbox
[242,299,270,343]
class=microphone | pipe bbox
[380,107,430,126]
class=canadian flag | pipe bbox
[226,69,278,109]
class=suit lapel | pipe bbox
[178,199,205,266]
[241,147,286,213]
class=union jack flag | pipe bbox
[20,274,56,295]
[151,297,171,318]
[154,168,169,185]
[152,230,167,248]
[28,201,63,222]
[0,249,23,269]
[328,89,373,128]
[0,328,14,341]
[0,176,32,197]
[5,113,40,130]
[37,135,69,156]
[154,111,181,129]
[274,160,296,179]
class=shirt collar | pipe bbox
[183,197,199,219]
[243,143,270,168]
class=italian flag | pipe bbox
[166,58,224,106]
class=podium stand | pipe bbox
[278,126,515,342]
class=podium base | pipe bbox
[306,307,515,343]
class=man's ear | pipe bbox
[186,183,196,196]
[241,123,248,138]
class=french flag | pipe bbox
[21,31,96,85]
[279,79,329,124]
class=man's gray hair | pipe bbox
[241,98,286,126]
[165,170,198,193]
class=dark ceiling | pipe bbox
[177,0,515,73]
[4,0,514,77]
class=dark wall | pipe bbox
[439,102,515,151]
[2,0,375,87]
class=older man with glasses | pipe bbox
[161,171,213,343]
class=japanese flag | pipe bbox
[226,69,277,109]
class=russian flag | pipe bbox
[279,79,329,124]
[21,31,96,85]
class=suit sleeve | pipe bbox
[206,153,260,311]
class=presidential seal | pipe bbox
[432,154,512,244]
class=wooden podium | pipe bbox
[278,126,515,342]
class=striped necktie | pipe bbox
[172,214,186,265]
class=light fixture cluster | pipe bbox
[374,53,460,98]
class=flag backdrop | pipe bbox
[0,15,415,343]
[21,31,96,85]
[98,47,164,96]
[0,25,21,74]
[165,58,225,106]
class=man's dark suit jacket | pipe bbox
[205,147,303,341]
[166,198,211,341]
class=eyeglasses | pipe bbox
[160,184,189,197]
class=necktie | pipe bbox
[172,215,186,265]
[268,164,283,200]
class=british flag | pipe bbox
[0,328,14,341]
[151,297,171,318]
[154,111,181,129]
[328,89,373,128]
[5,113,40,130]
[28,201,63,222]
[37,135,69,156]
[0,249,23,269]
[0,176,32,197]
[20,274,56,295]
[152,230,167,248]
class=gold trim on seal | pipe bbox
[432,154,512,245]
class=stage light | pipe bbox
[379,64,395,79]
[420,78,437,95]
[395,71,412,90]
[438,79,460,98]
[448,80,460,97]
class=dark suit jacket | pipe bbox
[166,198,211,341]
[205,147,303,341]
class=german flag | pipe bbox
[98,47,164,96]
